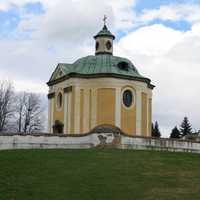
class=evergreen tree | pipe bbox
[180,117,192,136]
[152,121,161,138]
[151,123,155,137]
[170,126,181,139]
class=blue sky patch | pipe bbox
[0,2,44,39]
[133,0,200,31]
[115,31,127,41]
[134,0,199,13]
[0,6,20,38]
[23,2,44,15]
[147,19,191,31]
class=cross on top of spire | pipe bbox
[94,16,115,40]
[103,15,107,26]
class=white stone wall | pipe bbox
[0,133,200,153]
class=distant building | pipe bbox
[47,18,155,136]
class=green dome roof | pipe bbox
[71,55,141,77]
[94,25,115,39]
[48,54,154,89]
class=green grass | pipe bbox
[0,149,200,200]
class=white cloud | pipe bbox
[116,24,183,56]
[16,0,136,44]
[14,79,48,93]
[138,4,200,25]
[107,0,136,30]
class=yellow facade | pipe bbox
[49,79,153,136]
[97,88,116,126]
[48,76,152,136]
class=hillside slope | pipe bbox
[0,149,200,200]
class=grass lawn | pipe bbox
[0,149,200,200]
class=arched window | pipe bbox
[123,90,133,108]
[57,92,63,109]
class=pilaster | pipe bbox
[63,92,68,134]
[74,87,80,133]
[84,89,90,132]
[115,87,121,128]
[136,89,142,135]
[91,89,97,129]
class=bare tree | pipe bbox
[15,92,45,133]
[0,81,15,132]
[0,80,46,133]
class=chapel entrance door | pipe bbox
[53,120,64,134]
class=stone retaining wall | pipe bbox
[0,132,200,153]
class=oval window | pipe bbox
[57,92,63,109]
[123,90,133,107]
[106,41,112,50]
[96,42,99,50]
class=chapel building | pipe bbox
[47,20,155,136]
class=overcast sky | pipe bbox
[0,0,200,137]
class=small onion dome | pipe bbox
[94,25,115,40]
